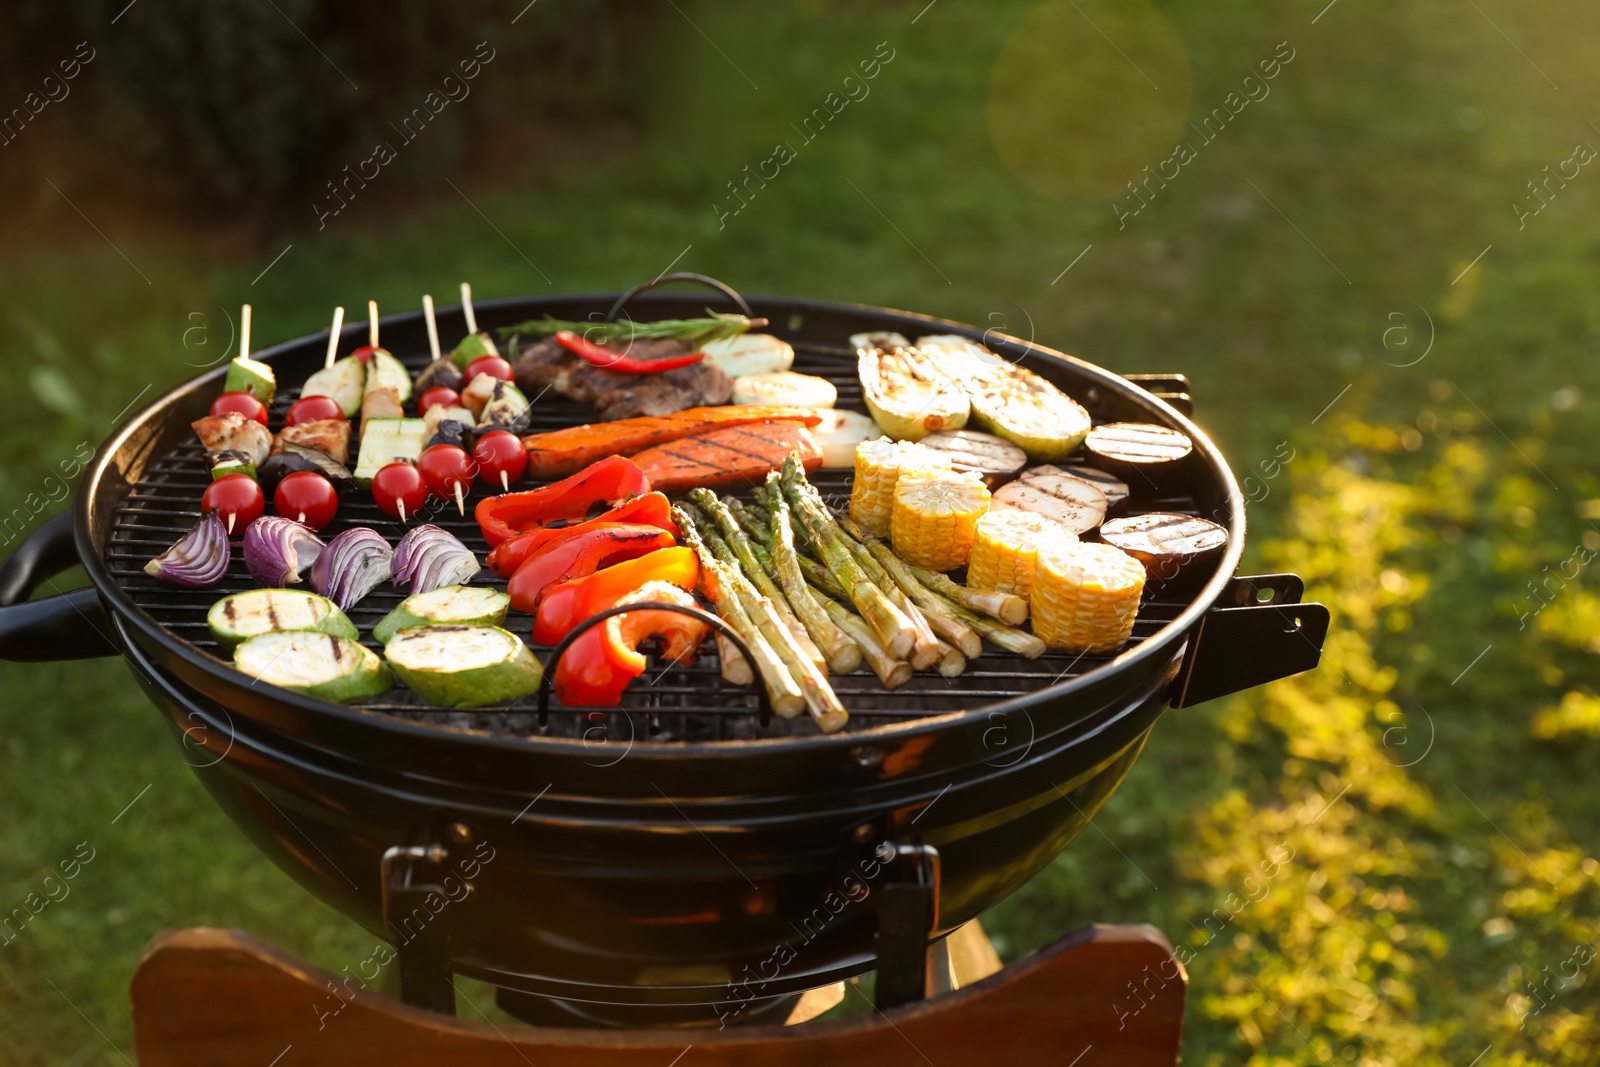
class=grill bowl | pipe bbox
[0,289,1320,1026]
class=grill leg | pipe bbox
[397,943,456,1014]
[873,843,941,1011]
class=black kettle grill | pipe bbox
[0,282,1327,1027]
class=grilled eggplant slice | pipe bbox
[854,332,969,441]
[207,588,358,650]
[384,625,542,707]
[302,356,367,417]
[233,631,391,704]
[1021,464,1130,512]
[258,441,355,492]
[991,476,1107,535]
[373,585,511,645]
[414,356,465,395]
[917,336,1091,460]
[919,429,1028,488]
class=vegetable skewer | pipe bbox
[685,493,827,674]
[780,456,915,660]
[675,508,806,719]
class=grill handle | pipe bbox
[0,511,116,662]
[605,272,755,322]
[535,601,769,724]
[1169,573,1329,708]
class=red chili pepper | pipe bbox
[554,330,706,375]
[506,524,677,613]
[475,455,651,547]
[552,583,708,707]
[533,546,698,645]
[486,493,678,577]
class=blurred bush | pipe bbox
[0,0,646,216]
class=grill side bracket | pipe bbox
[1169,574,1329,709]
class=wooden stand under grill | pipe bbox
[129,923,1185,1065]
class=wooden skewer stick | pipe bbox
[368,300,379,349]
[453,482,466,516]
[324,306,345,369]
[397,499,407,524]
[422,294,442,362]
[239,304,252,360]
[226,512,236,536]
[460,282,477,335]
[500,471,510,492]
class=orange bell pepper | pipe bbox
[506,523,677,613]
[552,583,709,707]
[486,492,678,577]
[533,546,699,645]
[474,455,651,547]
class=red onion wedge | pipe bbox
[144,511,230,588]
[392,524,480,595]
[311,527,394,610]
[243,516,326,587]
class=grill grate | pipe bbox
[105,340,1202,741]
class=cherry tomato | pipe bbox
[201,474,265,534]
[210,391,269,425]
[464,356,513,383]
[273,471,339,530]
[371,462,428,521]
[348,344,387,365]
[473,430,527,490]
[418,444,476,512]
[286,395,346,425]
[418,387,461,416]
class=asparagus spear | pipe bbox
[781,456,916,659]
[925,585,1047,659]
[759,476,862,674]
[832,514,984,659]
[675,507,805,716]
[820,595,912,689]
[907,564,1029,626]
[685,495,827,674]
[724,494,772,548]
[798,554,848,600]
[933,638,967,678]
[715,632,754,685]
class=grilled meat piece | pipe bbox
[273,418,351,465]
[513,337,732,420]
[192,412,272,467]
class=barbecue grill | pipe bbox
[0,280,1327,1028]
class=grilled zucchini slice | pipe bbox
[384,625,543,708]
[207,589,358,650]
[233,631,392,703]
[373,585,512,645]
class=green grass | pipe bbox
[3,0,1599,1062]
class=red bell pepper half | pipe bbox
[533,546,699,645]
[486,492,678,577]
[506,523,677,613]
[474,455,651,547]
[553,582,710,707]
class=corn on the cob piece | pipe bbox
[1031,542,1145,653]
[967,510,1073,600]
[890,468,990,572]
[850,437,951,537]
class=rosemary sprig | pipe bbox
[496,310,766,348]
